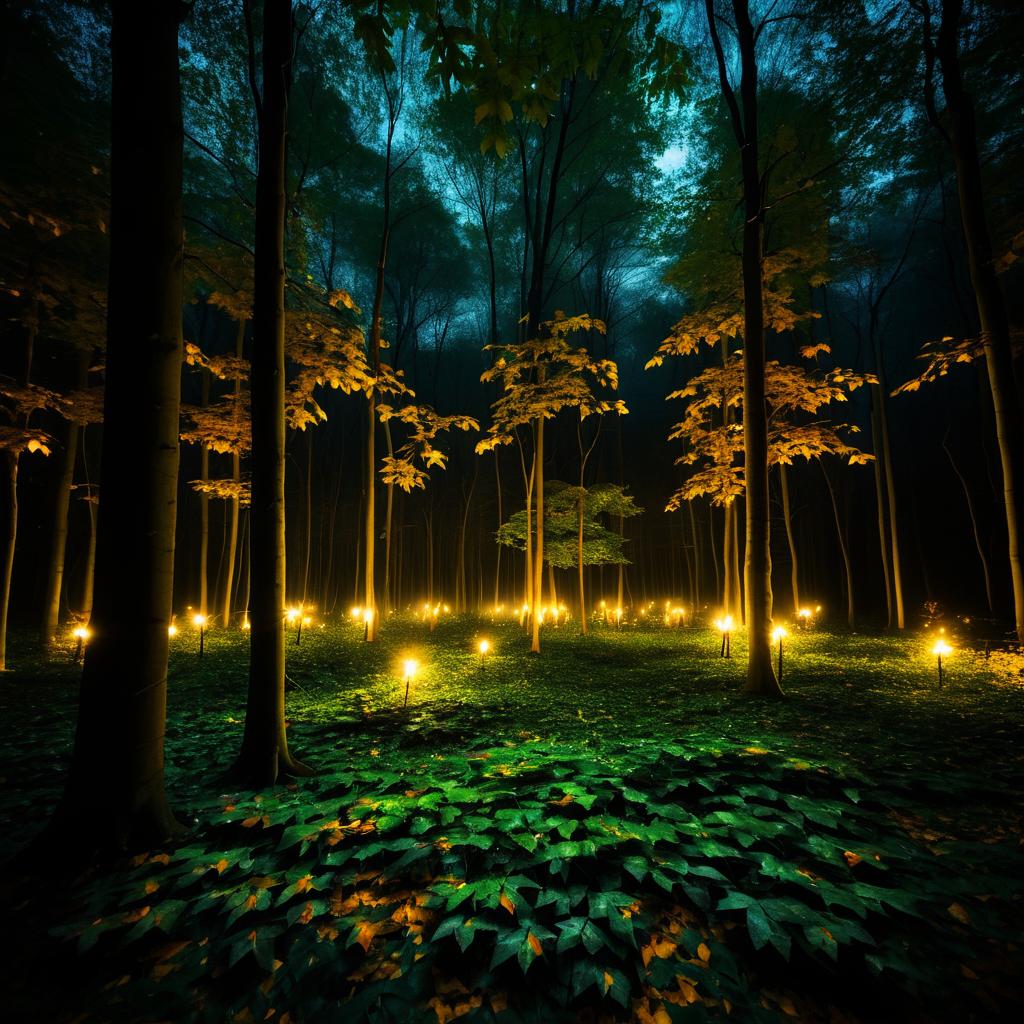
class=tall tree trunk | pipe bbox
[688,500,701,606]
[531,411,544,653]
[198,368,210,616]
[493,451,502,608]
[779,463,800,613]
[933,0,1024,640]
[382,421,394,614]
[820,460,855,627]
[706,0,780,694]
[0,285,36,672]
[45,0,185,852]
[301,427,312,606]
[222,317,245,626]
[235,0,307,785]
[872,365,905,628]
[41,350,90,647]
[943,428,994,613]
[870,397,895,628]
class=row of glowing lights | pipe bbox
[68,605,955,661]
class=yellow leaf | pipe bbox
[527,932,543,957]
[603,971,613,994]
[948,902,970,925]
[697,942,711,963]
[499,891,515,915]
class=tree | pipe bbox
[477,311,624,653]
[497,480,641,584]
[45,0,186,852]
[233,0,310,785]
[912,0,1024,641]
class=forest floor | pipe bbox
[1,616,1023,1023]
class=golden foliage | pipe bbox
[476,312,624,454]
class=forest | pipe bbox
[1,0,1023,1021]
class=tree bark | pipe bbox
[706,0,780,695]
[779,463,800,613]
[531,409,544,654]
[934,0,1024,640]
[943,428,994,613]
[41,350,90,647]
[44,0,185,853]
[198,368,210,617]
[234,0,307,785]
[221,317,245,626]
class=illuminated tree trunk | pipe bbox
[706,0,780,695]
[548,561,557,609]
[198,368,210,617]
[47,0,185,851]
[933,0,1024,641]
[531,410,544,654]
[688,500,701,606]
[870,397,895,628]
[723,502,734,614]
[779,464,799,612]
[872,366,905,629]
[382,421,394,614]
[41,350,89,648]
[578,493,587,633]
[221,317,244,627]
[301,427,312,606]
[234,0,307,785]
[493,452,502,607]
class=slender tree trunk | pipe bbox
[382,421,394,614]
[41,351,90,647]
[934,0,1024,640]
[779,463,800,613]
[944,429,994,613]
[531,412,544,653]
[723,501,734,614]
[870,396,895,628]
[578,493,587,632]
[707,0,779,694]
[493,451,502,608]
[198,370,210,617]
[548,561,557,609]
[873,366,905,628]
[301,427,312,606]
[688,500,701,606]
[235,0,307,785]
[222,317,245,626]
[45,0,185,853]
[820,460,855,627]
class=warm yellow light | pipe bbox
[73,626,90,641]
[715,615,734,633]
[403,658,419,679]
[772,625,787,643]
[351,606,362,618]
[241,619,251,630]
[615,606,623,618]
[933,639,952,658]
[600,600,606,608]
[443,604,451,614]
[192,614,207,628]
[478,639,490,655]
[167,624,178,638]
[797,608,811,620]
[302,616,312,626]
[363,608,374,624]
[286,607,300,623]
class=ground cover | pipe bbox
[1,617,1023,1022]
